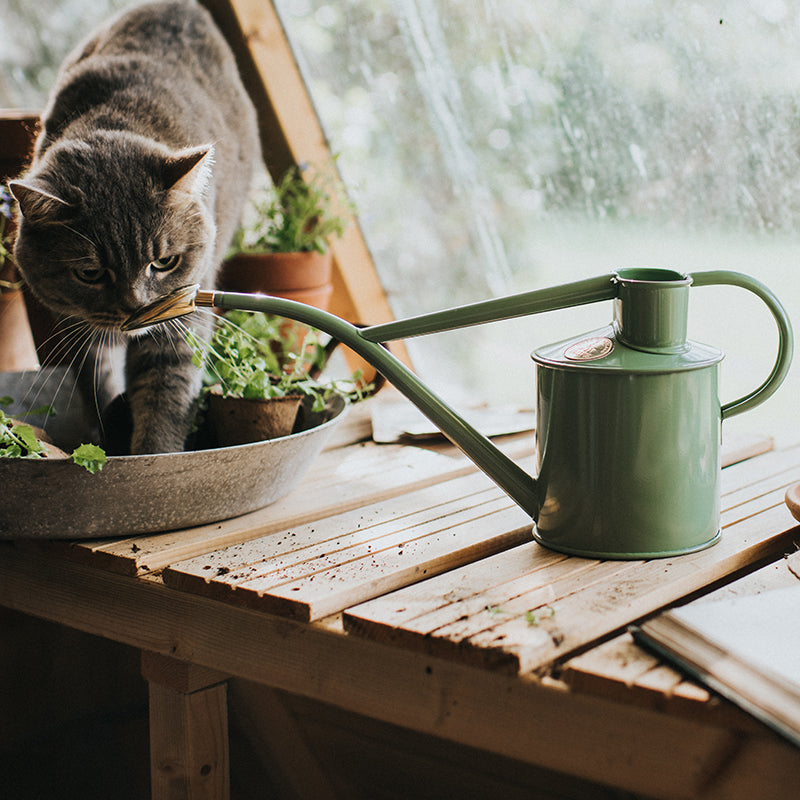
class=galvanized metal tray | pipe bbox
[0,370,346,539]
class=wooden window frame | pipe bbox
[200,0,410,373]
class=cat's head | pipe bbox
[10,131,217,332]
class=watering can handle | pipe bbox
[690,271,794,420]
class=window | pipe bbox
[4,0,798,443]
[274,0,800,444]
[0,0,131,107]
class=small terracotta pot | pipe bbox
[0,216,39,372]
[0,112,57,369]
[207,390,303,446]
[219,250,333,310]
[0,286,39,372]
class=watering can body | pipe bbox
[530,267,729,557]
[125,267,794,560]
[532,325,724,558]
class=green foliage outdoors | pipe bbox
[5,1,798,301]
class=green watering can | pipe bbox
[124,267,793,559]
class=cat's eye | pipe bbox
[73,265,107,285]
[150,254,181,272]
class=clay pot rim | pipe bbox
[221,249,333,292]
[207,387,306,409]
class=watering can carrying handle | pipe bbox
[689,271,794,420]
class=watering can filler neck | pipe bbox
[123,267,793,559]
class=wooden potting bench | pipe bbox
[1,400,799,799]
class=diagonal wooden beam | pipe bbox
[200,0,410,373]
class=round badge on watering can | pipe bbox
[564,337,614,361]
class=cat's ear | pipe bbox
[9,180,74,224]
[164,145,215,198]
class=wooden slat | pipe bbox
[164,478,508,594]
[344,446,800,676]
[562,635,662,699]
[162,471,533,621]
[559,632,760,730]
[720,440,800,497]
[720,431,773,469]
[339,548,638,671]
[199,0,409,384]
[23,438,531,576]
[560,550,800,724]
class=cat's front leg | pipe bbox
[125,330,205,454]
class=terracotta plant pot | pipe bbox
[218,250,333,310]
[207,389,304,446]
[0,221,38,372]
[0,113,40,372]
[0,284,39,372]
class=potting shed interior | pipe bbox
[2,2,800,799]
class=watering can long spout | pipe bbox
[122,268,793,549]
[123,274,620,519]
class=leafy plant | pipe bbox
[0,397,107,473]
[0,408,44,459]
[189,309,371,412]
[227,162,354,256]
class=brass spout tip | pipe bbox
[121,284,202,331]
[195,289,216,308]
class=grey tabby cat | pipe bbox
[10,0,258,454]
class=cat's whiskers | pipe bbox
[58,222,99,249]
[171,314,231,386]
[35,317,93,371]
[67,326,102,420]
[18,319,95,417]
[161,318,189,360]
[91,327,119,440]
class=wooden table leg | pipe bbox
[141,651,231,800]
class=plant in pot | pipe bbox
[220,161,354,311]
[0,184,39,371]
[189,309,370,447]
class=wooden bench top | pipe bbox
[20,407,798,695]
[4,402,800,799]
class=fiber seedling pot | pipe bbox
[207,390,304,446]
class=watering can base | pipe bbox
[530,527,721,560]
